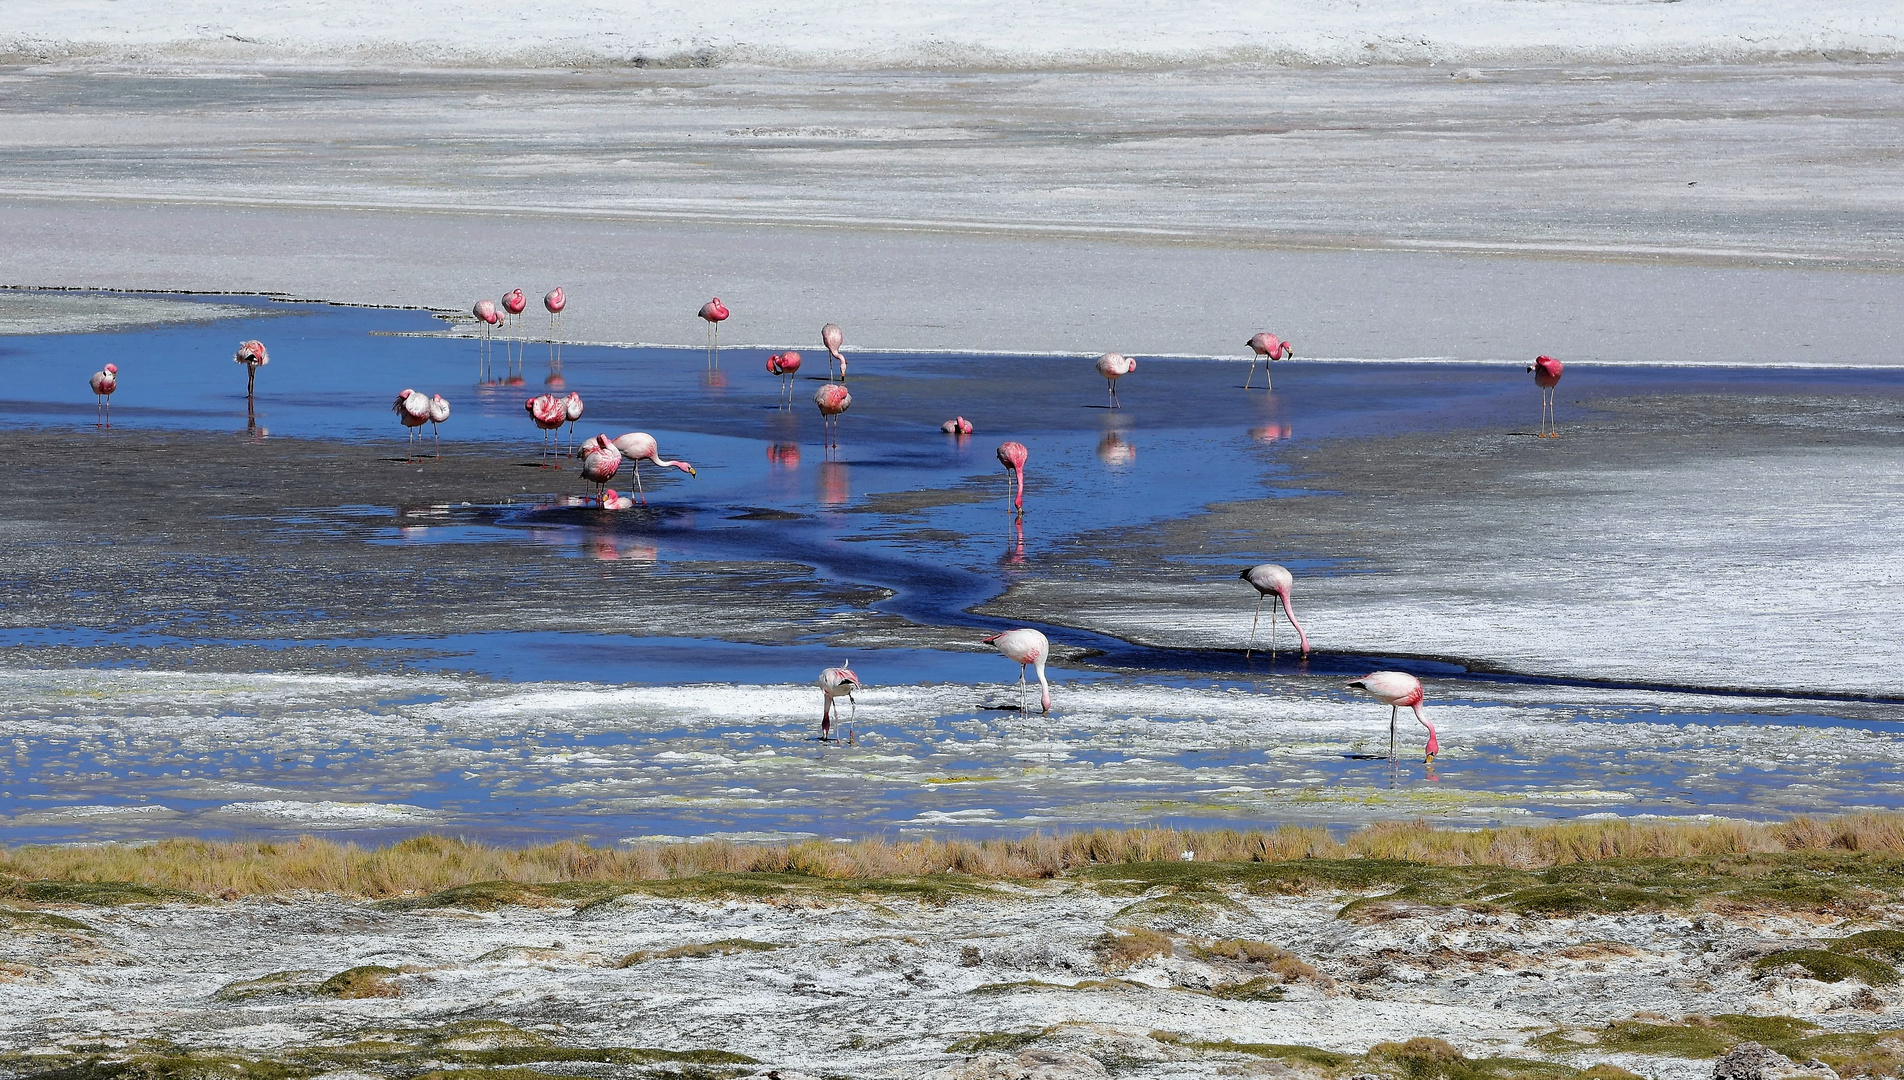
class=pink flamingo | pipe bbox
[821,323,846,380]
[1347,671,1438,763]
[473,301,499,382]
[544,287,567,374]
[1239,563,1310,659]
[579,434,623,503]
[996,441,1028,517]
[767,350,802,406]
[601,489,635,510]
[234,340,269,398]
[562,391,585,455]
[1095,353,1136,408]
[941,416,972,435]
[527,393,566,466]
[818,663,860,743]
[983,628,1050,715]
[428,394,451,457]
[1245,332,1293,390]
[610,432,697,501]
[1528,355,1564,438]
[89,363,118,428]
[699,298,729,367]
[814,383,852,447]
[502,288,528,379]
[394,388,430,460]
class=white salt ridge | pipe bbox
[210,800,440,824]
[6,0,1900,69]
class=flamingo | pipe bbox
[767,350,802,406]
[814,383,852,447]
[89,363,118,428]
[544,287,567,372]
[818,663,860,743]
[473,301,499,382]
[821,323,846,380]
[527,393,566,466]
[502,288,528,379]
[1347,671,1438,763]
[428,394,451,457]
[1239,563,1310,659]
[699,298,729,367]
[234,340,269,397]
[562,392,585,455]
[579,434,624,503]
[1245,332,1293,390]
[602,489,635,510]
[996,441,1028,517]
[1528,355,1564,438]
[983,628,1050,715]
[394,388,430,460]
[1095,352,1136,408]
[941,416,973,435]
[610,432,697,501]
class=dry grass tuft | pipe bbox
[1095,927,1174,970]
[2,814,1904,900]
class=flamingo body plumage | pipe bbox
[818,664,860,742]
[609,431,696,501]
[1239,562,1310,657]
[941,416,972,435]
[1095,352,1135,408]
[1244,332,1293,390]
[821,323,845,380]
[995,441,1028,516]
[983,628,1051,715]
[1347,671,1438,763]
[814,383,852,446]
[234,340,269,396]
[1528,354,1564,437]
[89,363,118,427]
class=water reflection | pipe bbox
[1096,430,1135,467]
[818,460,850,506]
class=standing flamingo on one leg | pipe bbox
[1095,352,1135,408]
[1528,355,1564,438]
[1347,671,1438,764]
[996,441,1028,517]
[527,393,566,466]
[472,301,499,383]
[561,391,585,456]
[984,628,1050,715]
[610,432,697,502]
[235,340,269,398]
[502,289,528,380]
[1240,563,1311,659]
[394,388,431,461]
[818,663,860,743]
[767,351,802,406]
[544,287,566,371]
[1245,333,1293,390]
[428,394,451,458]
[815,383,852,447]
[579,434,624,504]
[699,298,729,368]
[821,323,846,380]
[89,364,118,428]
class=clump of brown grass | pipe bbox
[2,814,1902,900]
[1095,927,1174,970]
[1195,938,1332,987]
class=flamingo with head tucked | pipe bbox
[502,289,528,378]
[473,301,499,382]
[996,441,1028,517]
[1245,333,1293,390]
[89,363,118,428]
[767,350,802,406]
[428,394,450,457]
[821,323,846,380]
[527,393,566,466]
[562,392,585,455]
[394,388,430,460]
[815,383,852,447]
[1347,671,1438,763]
[609,432,697,501]
[818,663,860,743]
[1095,353,1135,408]
[984,628,1050,715]
[699,298,729,367]
[1528,355,1564,438]
[579,434,623,503]
[1239,563,1310,659]
[235,340,269,397]
[544,287,566,368]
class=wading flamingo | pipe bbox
[815,383,852,446]
[996,441,1028,516]
[699,298,729,366]
[1240,563,1310,659]
[473,300,499,382]
[544,287,566,369]
[767,350,802,406]
[1245,333,1293,391]
[527,393,566,466]
[562,391,585,455]
[502,288,528,379]
[579,434,623,503]
[1347,671,1438,763]
[1095,353,1136,408]
[235,340,269,397]
[822,323,846,380]
[818,663,860,743]
[428,394,451,457]
[1528,355,1564,438]
[394,388,430,460]
[89,363,118,428]
[984,628,1050,715]
[610,431,697,501]
[941,416,972,435]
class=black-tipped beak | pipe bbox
[1345,680,1366,690]
[1237,570,1251,580]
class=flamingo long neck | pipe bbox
[1033,654,1050,713]
[651,455,691,473]
[1275,588,1311,654]
[1012,465,1024,510]
[1414,705,1438,756]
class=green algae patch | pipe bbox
[1493,884,1684,917]
[316,965,402,999]
[18,1051,313,1080]
[970,978,1149,995]
[1149,1034,1353,1069]
[0,907,94,931]
[1368,1038,1583,1080]
[212,970,323,1001]
[1534,1015,1825,1061]
[946,1029,1049,1054]
[620,938,783,966]
[0,879,200,907]
[384,872,988,913]
[1754,948,1899,985]
[1830,929,1904,961]
[1203,976,1287,1002]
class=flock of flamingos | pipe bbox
[80,287,1572,768]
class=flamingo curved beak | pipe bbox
[1345,679,1367,691]
[1237,569,1251,580]
[981,632,1002,644]
[685,465,697,477]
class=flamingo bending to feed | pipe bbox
[821,323,846,380]
[89,363,118,428]
[1528,355,1564,438]
[394,388,431,459]
[1240,563,1310,659]
[1245,333,1293,390]
[814,383,852,446]
[609,432,697,501]
[235,340,269,397]
[699,298,729,366]
[1095,353,1136,408]
[428,394,450,457]
[984,628,1050,715]
[527,394,566,466]
[996,441,1028,516]
[818,663,860,743]
[767,350,802,405]
[941,416,972,435]
[1347,671,1438,763]
[579,434,623,503]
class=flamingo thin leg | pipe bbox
[1246,594,1264,658]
